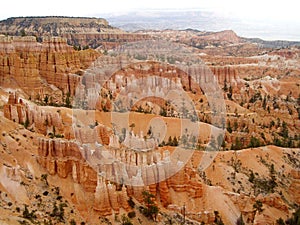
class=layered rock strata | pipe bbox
[0,17,149,49]
[37,136,203,216]
[0,35,99,99]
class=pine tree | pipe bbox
[236,214,245,225]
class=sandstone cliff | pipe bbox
[289,169,300,204]
[0,35,100,101]
[0,25,299,224]
[0,17,149,49]
[1,92,299,224]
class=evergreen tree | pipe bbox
[227,121,232,133]
[65,92,72,108]
[141,191,159,221]
[172,136,178,146]
[236,214,245,225]
[253,200,263,213]
[276,217,285,225]
[249,136,261,148]
[286,207,300,225]
[44,95,49,105]
[262,96,267,110]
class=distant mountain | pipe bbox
[242,37,300,49]
[0,16,148,48]
[106,10,300,42]
[0,16,112,35]
[1,16,299,50]
[107,10,237,32]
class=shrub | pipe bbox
[249,136,261,148]
[22,205,36,221]
[214,211,225,225]
[253,200,263,213]
[50,202,65,222]
[24,118,29,129]
[141,191,159,221]
[41,174,48,185]
[285,207,300,225]
[276,217,285,225]
[128,211,136,218]
[120,214,133,225]
[127,197,135,209]
[236,214,245,225]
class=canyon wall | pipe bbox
[0,17,149,49]
[3,93,65,136]
[37,136,204,217]
[3,93,206,219]
[75,59,240,114]
[289,169,300,204]
[0,35,100,99]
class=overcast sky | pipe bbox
[1,0,300,40]
[1,0,299,22]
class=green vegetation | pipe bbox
[276,207,300,225]
[248,164,277,195]
[20,29,26,37]
[65,92,72,108]
[73,45,82,51]
[48,126,64,139]
[140,191,159,221]
[41,174,48,186]
[231,137,243,150]
[285,207,300,225]
[159,107,167,117]
[227,121,232,133]
[120,214,133,225]
[236,214,245,225]
[127,211,136,219]
[35,92,72,108]
[248,136,261,148]
[227,85,233,100]
[249,92,262,103]
[22,205,37,222]
[168,136,179,146]
[276,217,286,225]
[23,118,29,129]
[159,136,179,147]
[50,202,67,222]
[214,211,225,225]
[70,219,77,225]
[230,157,242,173]
[133,54,147,60]
[248,170,255,183]
[127,197,135,209]
[44,95,49,105]
[253,200,263,213]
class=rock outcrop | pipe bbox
[3,92,27,124]
[0,17,149,49]
[197,30,241,43]
[0,35,100,100]
[36,134,205,217]
[75,59,237,115]
[37,138,97,190]
[210,66,238,85]
[4,93,65,136]
[289,169,300,204]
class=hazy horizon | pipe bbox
[1,0,300,41]
[105,9,300,42]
